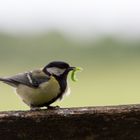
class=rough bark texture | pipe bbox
[0,105,140,140]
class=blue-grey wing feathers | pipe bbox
[0,72,50,88]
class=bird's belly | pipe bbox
[16,78,60,106]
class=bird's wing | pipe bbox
[29,72,50,87]
[0,72,50,88]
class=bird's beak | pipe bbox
[68,67,76,71]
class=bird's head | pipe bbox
[43,61,76,78]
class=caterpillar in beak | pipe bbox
[71,67,83,82]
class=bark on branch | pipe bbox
[0,104,140,140]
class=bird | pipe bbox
[0,61,76,110]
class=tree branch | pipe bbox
[0,104,140,140]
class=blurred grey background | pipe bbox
[0,0,140,111]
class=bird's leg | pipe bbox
[47,105,60,110]
[30,106,41,111]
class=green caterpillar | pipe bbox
[71,67,83,82]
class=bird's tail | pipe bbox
[0,77,12,83]
[0,77,6,82]
[0,77,17,87]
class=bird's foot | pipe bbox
[47,105,60,110]
[30,107,41,111]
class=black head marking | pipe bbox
[46,61,70,69]
[43,61,70,75]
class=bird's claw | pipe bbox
[47,105,60,110]
[30,107,41,111]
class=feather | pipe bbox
[0,71,50,88]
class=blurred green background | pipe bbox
[0,32,140,111]
[0,1,140,111]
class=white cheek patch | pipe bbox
[47,67,66,76]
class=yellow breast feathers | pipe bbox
[16,75,60,106]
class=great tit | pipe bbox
[0,61,76,110]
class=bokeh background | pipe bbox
[0,0,140,111]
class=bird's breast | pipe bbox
[16,76,60,106]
